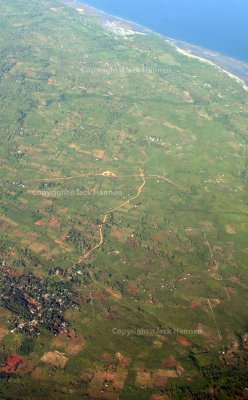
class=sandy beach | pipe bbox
[60,0,248,92]
[173,45,248,91]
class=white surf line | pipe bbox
[62,0,247,91]
[207,299,222,341]
[202,229,230,301]
[173,45,248,92]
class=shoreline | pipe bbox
[59,0,248,91]
[170,44,248,91]
[60,0,153,34]
[167,39,248,91]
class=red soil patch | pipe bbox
[92,291,109,301]
[108,305,119,312]
[39,165,49,173]
[153,235,163,243]
[29,231,39,238]
[106,314,118,320]
[54,239,73,252]
[177,336,190,346]
[111,228,133,243]
[51,170,61,177]
[106,287,122,300]
[13,229,23,238]
[47,77,57,85]
[126,284,139,295]
[154,376,168,388]
[49,216,60,228]
[161,356,177,368]
[0,354,24,374]
[35,219,46,226]
[29,242,47,253]
[7,269,22,278]
[92,149,105,158]
[64,120,74,129]
[101,353,112,362]
[115,352,131,367]
[15,359,36,376]
[5,250,16,257]
[127,237,139,248]
[27,147,41,155]
[30,162,40,169]
[136,368,177,389]
[88,369,128,399]
[80,372,94,383]
[190,301,201,309]
[61,230,69,240]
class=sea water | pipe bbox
[82,0,248,62]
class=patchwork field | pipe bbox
[0,0,248,398]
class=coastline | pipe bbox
[170,44,248,91]
[168,39,248,91]
[60,0,153,34]
[59,0,248,91]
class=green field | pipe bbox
[0,0,248,398]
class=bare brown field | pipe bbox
[41,351,68,368]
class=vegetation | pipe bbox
[0,0,247,398]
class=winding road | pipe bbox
[77,148,148,263]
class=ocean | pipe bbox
[81,0,248,63]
